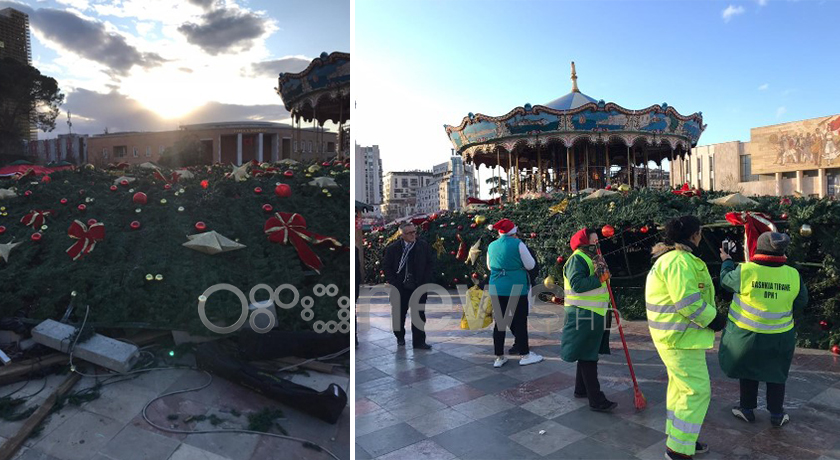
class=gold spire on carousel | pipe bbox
[571,61,579,93]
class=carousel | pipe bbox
[444,62,705,200]
[276,51,350,159]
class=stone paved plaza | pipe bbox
[355,286,840,460]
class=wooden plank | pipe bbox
[0,373,81,460]
[0,354,67,386]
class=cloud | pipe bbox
[758,83,769,90]
[62,88,290,135]
[245,56,311,78]
[776,106,787,118]
[722,5,745,22]
[135,21,155,36]
[757,0,768,5]
[179,67,194,74]
[187,0,216,10]
[177,7,271,55]
[14,6,167,76]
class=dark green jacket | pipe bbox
[560,249,610,362]
[718,259,808,383]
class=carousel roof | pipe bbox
[276,51,350,125]
[444,62,706,162]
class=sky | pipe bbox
[355,0,840,197]
[2,0,349,135]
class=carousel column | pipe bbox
[537,144,543,193]
[507,150,512,202]
[584,143,590,189]
[566,145,573,192]
[257,133,264,163]
[496,147,501,201]
[626,144,632,187]
[516,154,521,198]
[605,144,610,188]
[236,133,243,165]
[644,148,649,188]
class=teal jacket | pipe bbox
[487,235,530,297]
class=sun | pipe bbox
[120,68,207,120]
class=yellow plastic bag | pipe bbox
[460,285,493,330]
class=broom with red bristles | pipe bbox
[596,243,647,411]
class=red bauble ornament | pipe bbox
[453,278,459,284]
[283,170,294,177]
[470,223,477,228]
[195,221,207,231]
[530,232,537,239]
[42,176,51,183]
[133,192,147,205]
[605,185,612,191]
[201,180,209,189]
[24,190,32,197]
[457,225,463,230]
[130,221,141,230]
[780,213,788,220]
[819,320,830,331]
[449,250,456,255]
[832,345,840,355]
[640,225,650,234]
[556,255,565,264]
[77,204,86,212]
[120,180,129,186]
[275,184,292,198]
[321,161,331,167]
[164,184,172,190]
[110,185,118,191]
[79,189,85,195]
[254,187,262,194]
[0,226,5,234]
[87,218,97,226]
[31,232,42,242]
[471,273,479,279]
[602,225,615,238]
[780,198,791,206]
[262,204,273,213]
[60,198,68,205]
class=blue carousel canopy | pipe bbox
[277,51,350,125]
[444,62,706,165]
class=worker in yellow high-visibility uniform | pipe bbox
[645,216,727,460]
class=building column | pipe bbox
[217,135,222,163]
[257,133,264,163]
[796,170,803,195]
[627,145,632,187]
[236,133,243,165]
[272,134,279,162]
[818,168,827,198]
[775,172,782,196]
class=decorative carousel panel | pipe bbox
[277,51,350,114]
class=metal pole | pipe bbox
[585,143,590,189]
[567,145,572,192]
[605,143,610,188]
[627,144,632,187]
[644,148,649,188]
[507,149,512,202]
[537,142,542,193]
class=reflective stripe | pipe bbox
[564,286,608,297]
[675,292,702,310]
[686,302,709,322]
[667,435,695,447]
[566,299,609,309]
[646,302,676,314]
[648,320,703,331]
[733,294,792,320]
[668,410,703,434]
[729,308,793,331]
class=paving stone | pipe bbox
[547,436,636,459]
[13,450,63,460]
[520,392,585,419]
[182,430,258,460]
[82,381,161,424]
[450,394,515,421]
[447,365,497,383]
[406,407,474,437]
[355,444,373,460]
[551,404,623,436]
[355,422,425,458]
[810,387,840,410]
[509,419,587,456]
[476,407,547,436]
[374,439,456,460]
[413,353,474,374]
[167,443,232,460]
[429,384,486,406]
[355,367,388,385]
[98,424,180,460]
[355,409,402,437]
[355,397,382,416]
[431,420,540,460]
[387,395,448,421]
[31,410,123,460]
[589,420,663,454]
[466,374,522,394]
[408,374,463,394]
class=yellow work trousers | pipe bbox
[657,347,711,456]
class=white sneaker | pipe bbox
[493,356,508,368]
[519,352,544,366]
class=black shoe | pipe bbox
[397,338,406,346]
[695,442,708,454]
[589,400,618,412]
[770,412,789,427]
[573,392,587,399]
[732,406,755,423]
[413,343,432,350]
[665,448,693,460]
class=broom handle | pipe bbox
[596,245,640,387]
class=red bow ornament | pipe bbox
[66,220,105,260]
[21,210,52,229]
[153,170,181,184]
[725,211,776,261]
[264,212,342,273]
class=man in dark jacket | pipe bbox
[383,222,434,349]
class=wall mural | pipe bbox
[751,114,840,173]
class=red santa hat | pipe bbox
[492,218,517,235]
[570,228,591,251]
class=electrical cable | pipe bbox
[276,347,350,374]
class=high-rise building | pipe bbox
[417,155,479,214]
[381,171,434,220]
[0,7,37,141]
[354,144,383,206]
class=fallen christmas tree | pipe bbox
[0,160,350,335]
[362,188,840,351]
